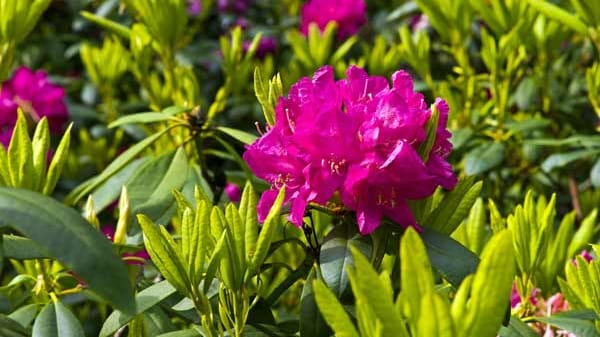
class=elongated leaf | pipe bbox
[421,227,479,286]
[312,280,359,337]
[80,10,131,39]
[8,303,39,328]
[7,110,34,189]
[464,142,505,175]
[300,269,332,337]
[319,224,372,301]
[525,0,588,34]
[401,227,436,325]
[417,292,456,337]
[248,187,285,277]
[217,126,258,145]
[0,188,135,314]
[128,147,188,233]
[100,281,177,337]
[42,123,72,195]
[460,230,515,337]
[541,149,600,172]
[498,316,539,337]
[109,112,177,128]
[2,235,49,259]
[138,214,190,295]
[32,301,85,337]
[533,316,600,337]
[424,177,482,235]
[0,314,29,337]
[66,126,174,204]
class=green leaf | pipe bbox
[300,269,332,337]
[66,126,174,205]
[157,329,202,337]
[128,148,188,234]
[533,316,600,337]
[32,301,85,337]
[240,182,259,264]
[80,10,131,39]
[31,118,50,192]
[313,280,359,337]
[423,177,483,235]
[319,224,372,301]
[348,246,406,337]
[7,110,34,189]
[8,303,39,328]
[541,149,600,172]
[417,292,456,337]
[42,123,72,195]
[0,314,29,337]
[497,316,539,337]
[100,280,177,337]
[109,112,177,128]
[248,187,285,277]
[459,230,515,337]
[138,214,190,295]
[90,157,148,213]
[217,126,258,145]
[421,227,479,286]
[2,235,49,259]
[464,142,505,175]
[401,227,436,328]
[0,188,135,314]
[525,0,589,35]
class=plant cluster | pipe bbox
[0,0,599,337]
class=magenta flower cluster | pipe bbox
[0,67,68,147]
[300,0,367,39]
[244,66,456,234]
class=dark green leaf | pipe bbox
[99,280,177,337]
[533,316,600,337]
[300,269,332,337]
[0,314,29,337]
[109,113,176,128]
[0,188,135,314]
[2,235,49,259]
[498,316,539,337]
[319,225,371,301]
[541,149,600,172]
[421,227,479,286]
[32,301,85,337]
[464,142,505,175]
[66,127,174,205]
[217,126,258,145]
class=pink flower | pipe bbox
[0,67,68,147]
[300,0,367,40]
[243,37,277,59]
[218,0,252,13]
[224,182,241,202]
[243,65,456,234]
[188,0,202,16]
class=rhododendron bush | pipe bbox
[0,0,600,336]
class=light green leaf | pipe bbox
[313,280,359,337]
[525,0,589,35]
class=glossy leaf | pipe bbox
[0,188,135,314]
[32,301,85,337]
